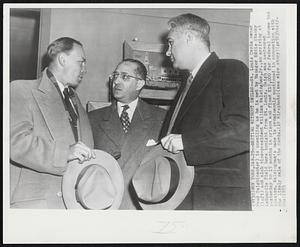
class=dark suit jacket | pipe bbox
[161,52,251,210]
[88,99,166,209]
[10,70,94,209]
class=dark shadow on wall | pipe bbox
[10,9,40,81]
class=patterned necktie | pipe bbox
[166,73,194,135]
[63,87,78,125]
[120,105,130,133]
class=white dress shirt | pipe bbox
[56,80,77,111]
[117,98,138,122]
[56,80,67,98]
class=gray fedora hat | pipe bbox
[132,145,194,210]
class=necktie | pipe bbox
[120,105,130,133]
[63,87,78,124]
[166,73,193,135]
[63,87,79,141]
[47,70,79,141]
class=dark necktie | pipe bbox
[63,87,78,124]
[63,87,79,141]
[120,105,130,133]
[166,73,193,135]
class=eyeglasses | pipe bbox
[109,72,142,82]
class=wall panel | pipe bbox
[40,8,251,106]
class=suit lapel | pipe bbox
[32,71,74,142]
[99,102,126,149]
[174,52,219,126]
[120,100,152,164]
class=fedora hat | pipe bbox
[132,145,194,210]
[62,149,124,209]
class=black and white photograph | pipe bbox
[3,3,297,244]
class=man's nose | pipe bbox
[113,77,121,85]
[166,46,171,57]
[81,63,87,74]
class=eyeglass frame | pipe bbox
[109,71,143,82]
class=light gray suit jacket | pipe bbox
[10,70,94,209]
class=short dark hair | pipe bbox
[168,13,210,49]
[47,37,82,63]
[121,58,147,81]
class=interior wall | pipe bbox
[40,8,251,106]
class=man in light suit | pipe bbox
[10,37,95,209]
[88,59,166,209]
[160,13,251,210]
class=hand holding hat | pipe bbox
[68,141,96,163]
[160,134,183,154]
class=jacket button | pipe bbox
[57,191,62,197]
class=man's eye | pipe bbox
[122,74,129,80]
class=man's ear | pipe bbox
[185,30,195,46]
[136,79,145,91]
[57,53,66,67]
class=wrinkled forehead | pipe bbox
[115,62,137,74]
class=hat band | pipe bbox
[138,157,180,205]
[74,164,111,210]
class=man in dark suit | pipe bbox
[10,37,95,209]
[88,59,166,209]
[160,13,251,210]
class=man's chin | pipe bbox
[68,81,80,90]
[172,61,179,69]
[113,91,122,99]
[172,62,184,70]
[113,95,123,102]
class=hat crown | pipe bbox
[75,164,116,209]
[133,156,171,202]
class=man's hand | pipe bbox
[68,141,96,163]
[160,134,183,154]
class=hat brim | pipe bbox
[135,145,194,210]
[62,149,124,209]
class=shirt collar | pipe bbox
[117,97,139,121]
[191,52,211,79]
[56,80,67,96]
[47,69,67,97]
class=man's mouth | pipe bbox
[114,87,122,91]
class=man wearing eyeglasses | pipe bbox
[88,58,166,209]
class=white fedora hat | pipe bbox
[62,149,124,209]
